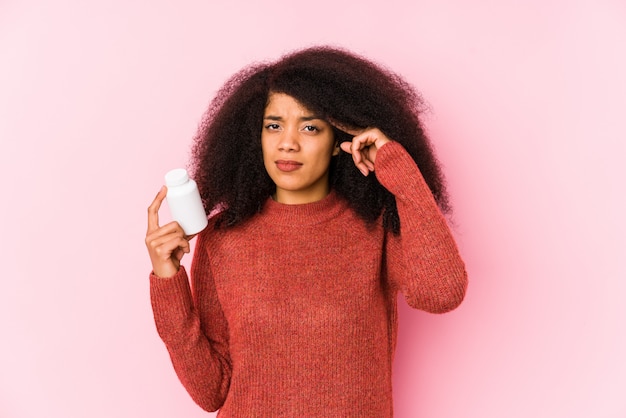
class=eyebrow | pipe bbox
[263,115,324,122]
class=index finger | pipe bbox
[147,186,167,233]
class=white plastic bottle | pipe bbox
[164,168,208,235]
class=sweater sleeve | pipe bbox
[375,141,468,313]
[149,230,231,411]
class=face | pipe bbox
[261,93,339,204]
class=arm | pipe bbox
[339,128,467,313]
[375,141,468,313]
[149,231,231,411]
[146,188,230,411]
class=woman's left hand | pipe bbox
[337,126,391,176]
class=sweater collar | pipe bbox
[259,191,347,226]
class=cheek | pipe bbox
[260,136,271,159]
[312,147,334,173]
[260,138,273,174]
[319,138,337,161]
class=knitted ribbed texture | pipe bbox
[150,142,468,417]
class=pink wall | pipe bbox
[1,1,624,417]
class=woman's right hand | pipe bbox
[145,186,193,278]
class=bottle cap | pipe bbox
[164,168,189,187]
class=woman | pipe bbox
[145,46,467,417]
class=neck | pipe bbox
[273,185,331,205]
[261,190,346,227]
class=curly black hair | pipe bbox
[190,46,449,234]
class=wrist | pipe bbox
[152,264,180,279]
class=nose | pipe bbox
[278,128,300,152]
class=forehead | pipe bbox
[264,92,314,116]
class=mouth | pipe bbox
[275,160,303,172]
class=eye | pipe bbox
[265,123,280,130]
[303,125,319,132]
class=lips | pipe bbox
[276,160,303,172]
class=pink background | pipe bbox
[1,1,625,417]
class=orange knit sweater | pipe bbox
[150,142,468,417]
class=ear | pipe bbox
[332,142,341,156]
